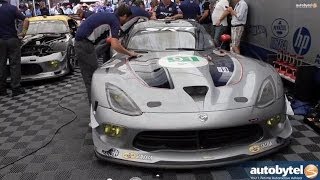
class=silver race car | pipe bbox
[7,15,78,81]
[90,19,292,168]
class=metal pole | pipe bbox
[48,0,51,15]
[33,0,36,16]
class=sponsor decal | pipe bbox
[293,27,311,55]
[315,54,320,65]
[270,18,289,51]
[270,37,288,51]
[249,145,260,153]
[101,148,119,157]
[249,141,273,153]
[249,163,319,179]
[272,18,289,38]
[122,152,152,161]
[160,12,173,17]
[158,55,208,68]
[247,25,267,38]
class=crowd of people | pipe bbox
[1,0,248,101]
[17,0,248,51]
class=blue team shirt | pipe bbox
[75,12,121,43]
[179,0,200,19]
[156,2,179,19]
[0,1,26,39]
[131,6,150,18]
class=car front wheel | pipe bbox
[67,45,77,72]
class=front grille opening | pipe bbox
[6,64,43,76]
[133,124,263,152]
[183,86,208,102]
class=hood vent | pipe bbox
[183,86,208,102]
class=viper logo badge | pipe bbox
[198,113,208,122]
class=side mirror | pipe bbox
[220,34,231,43]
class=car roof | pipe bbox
[29,15,72,22]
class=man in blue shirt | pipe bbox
[179,0,201,20]
[151,0,182,19]
[75,5,138,104]
[131,0,151,18]
[0,0,29,97]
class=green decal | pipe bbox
[167,56,201,63]
[191,56,200,61]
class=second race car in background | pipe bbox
[7,15,78,81]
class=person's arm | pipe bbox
[198,9,209,22]
[198,2,210,23]
[109,38,138,57]
[215,2,229,26]
[15,8,29,37]
[150,6,157,19]
[228,3,247,20]
[171,13,183,20]
[216,10,229,26]
[171,4,183,20]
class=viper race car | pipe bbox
[90,18,292,168]
[7,15,78,81]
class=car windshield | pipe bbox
[27,20,69,35]
[127,27,214,51]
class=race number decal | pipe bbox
[217,67,229,72]
[158,55,208,68]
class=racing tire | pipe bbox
[67,45,77,73]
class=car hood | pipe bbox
[91,51,283,113]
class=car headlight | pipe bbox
[256,77,276,108]
[106,83,142,116]
[48,60,60,68]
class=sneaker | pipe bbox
[12,87,25,97]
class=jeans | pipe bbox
[201,23,213,36]
[75,40,98,104]
[212,25,228,48]
[0,38,22,92]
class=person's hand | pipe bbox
[150,16,157,20]
[227,7,233,12]
[128,51,139,60]
[215,20,221,26]
[18,33,26,40]
[164,16,174,20]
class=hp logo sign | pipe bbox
[293,27,311,55]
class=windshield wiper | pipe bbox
[165,48,204,51]
[129,49,157,53]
